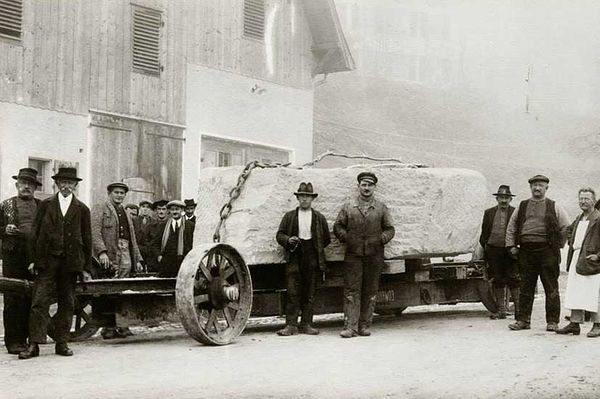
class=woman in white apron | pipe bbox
[556,187,600,337]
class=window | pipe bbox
[132,5,162,75]
[28,158,52,195]
[217,152,231,167]
[243,0,264,40]
[0,0,22,40]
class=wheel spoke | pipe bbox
[227,301,240,311]
[205,309,217,333]
[223,307,234,327]
[194,294,209,304]
[198,260,211,281]
[221,262,235,279]
[75,315,82,330]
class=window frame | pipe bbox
[131,3,162,76]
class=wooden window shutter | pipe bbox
[132,5,162,75]
[0,0,22,40]
[243,0,264,40]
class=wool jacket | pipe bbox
[479,205,515,247]
[566,209,600,275]
[0,196,40,260]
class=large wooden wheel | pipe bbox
[477,280,498,314]
[48,298,99,342]
[176,243,253,345]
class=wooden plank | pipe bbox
[31,0,48,108]
[20,0,34,104]
[97,0,109,110]
[121,0,131,114]
[88,0,100,108]
[47,0,59,109]
[106,0,117,111]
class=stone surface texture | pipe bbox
[196,165,487,265]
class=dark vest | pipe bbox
[163,225,180,257]
[515,198,560,255]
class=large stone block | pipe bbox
[196,165,487,265]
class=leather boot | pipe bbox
[357,325,371,336]
[508,320,530,330]
[18,343,40,359]
[55,342,74,356]
[339,329,357,338]
[587,323,600,338]
[6,342,27,355]
[276,325,298,336]
[298,324,319,335]
[555,322,580,335]
[510,287,520,319]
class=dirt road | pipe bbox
[2,288,599,399]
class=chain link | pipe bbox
[213,160,290,242]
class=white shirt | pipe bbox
[58,193,73,216]
[298,208,312,240]
[171,218,181,231]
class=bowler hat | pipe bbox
[167,200,185,209]
[357,172,378,184]
[184,199,197,207]
[493,185,515,197]
[152,199,169,209]
[12,168,42,186]
[107,182,129,193]
[294,182,318,197]
[51,167,82,182]
[528,174,549,184]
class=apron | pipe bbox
[564,220,600,312]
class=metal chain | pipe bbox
[301,150,427,168]
[213,160,290,243]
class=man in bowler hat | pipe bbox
[19,167,92,359]
[276,182,331,336]
[334,172,395,338]
[0,168,41,354]
[151,200,194,277]
[479,185,519,320]
[184,199,197,225]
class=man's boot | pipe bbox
[298,324,319,335]
[491,287,507,319]
[276,325,298,336]
[508,320,530,330]
[587,323,600,338]
[6,342,27,355]
[555,322,580,335]
[18,343,39,359]
[340,294,359,338]
[55,342,74,356]
[510,287,520,319]
[357,323,371,337]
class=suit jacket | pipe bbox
[91,200,143,266]
[276,208,331,271]
[32,194,92,273]
[0,195,40,262]
[150,219,194,259]
[479,205,515,247]
[566,209,600,274]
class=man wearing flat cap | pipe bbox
[151,200,193,277]
[184,199,197,225]
[144,199,170,272]
[276,182,331,336]
[91,182,144,339]
[0,168,41,354]
[334,171,395,338]
[479,185,519,320]
[506,174,570,332]
[133,199,153,266]
[20,167,92,359]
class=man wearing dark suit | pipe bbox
[184,199,197,225]
[479,185,519,320]
[0,168,41,354]
[19,167,92,359]
[133,199,153,269]
[144,199,169,272]
[151,200,193,277]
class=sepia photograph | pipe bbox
[1,0,599,398]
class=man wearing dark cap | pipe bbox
[184,199,197,225]
[479,185,519,320]
[124,203,139,218]
[19,167,92,359]
[276,182,331,336]
[334,172,395,338]
[0,168,41,354]
[134,199,153,265]
[151,200,193,277]
[506,175,570,332]
[144,199,169,272]
[91,182,143,338]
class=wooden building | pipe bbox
[0,0,353,205]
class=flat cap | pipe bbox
[139,200,152,207]
[124,203,139,210]
[152,199,169,209]
[167,200,185,209]
[528,174,549,184]
[357,171,378,184]
[107,182,129,192]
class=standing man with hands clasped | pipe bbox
[19,167,92,359]
[276,182,331,336]
[334,172,395,338]
[506,174,570,332]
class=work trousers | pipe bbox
[2,246,32,347]
[516,244,560,324]
[485,245,520,288]
[343,253,384,331]
[29,255,77,344]
[285,239,318,326]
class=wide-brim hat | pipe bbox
[528,174,549,184]
[12,167,42,186]
[167,200,186,209]
[51,167,82,182]
[107,182,129,192]
[357,171,378,184]
[294,182,318,197]
[152,199,169,209]
[184,198,197,207]
[492,185,515,197]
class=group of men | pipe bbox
[0,167,197,359]
[480,175,600,337]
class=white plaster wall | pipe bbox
[0,102,90,203]
[183,65,314,199]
